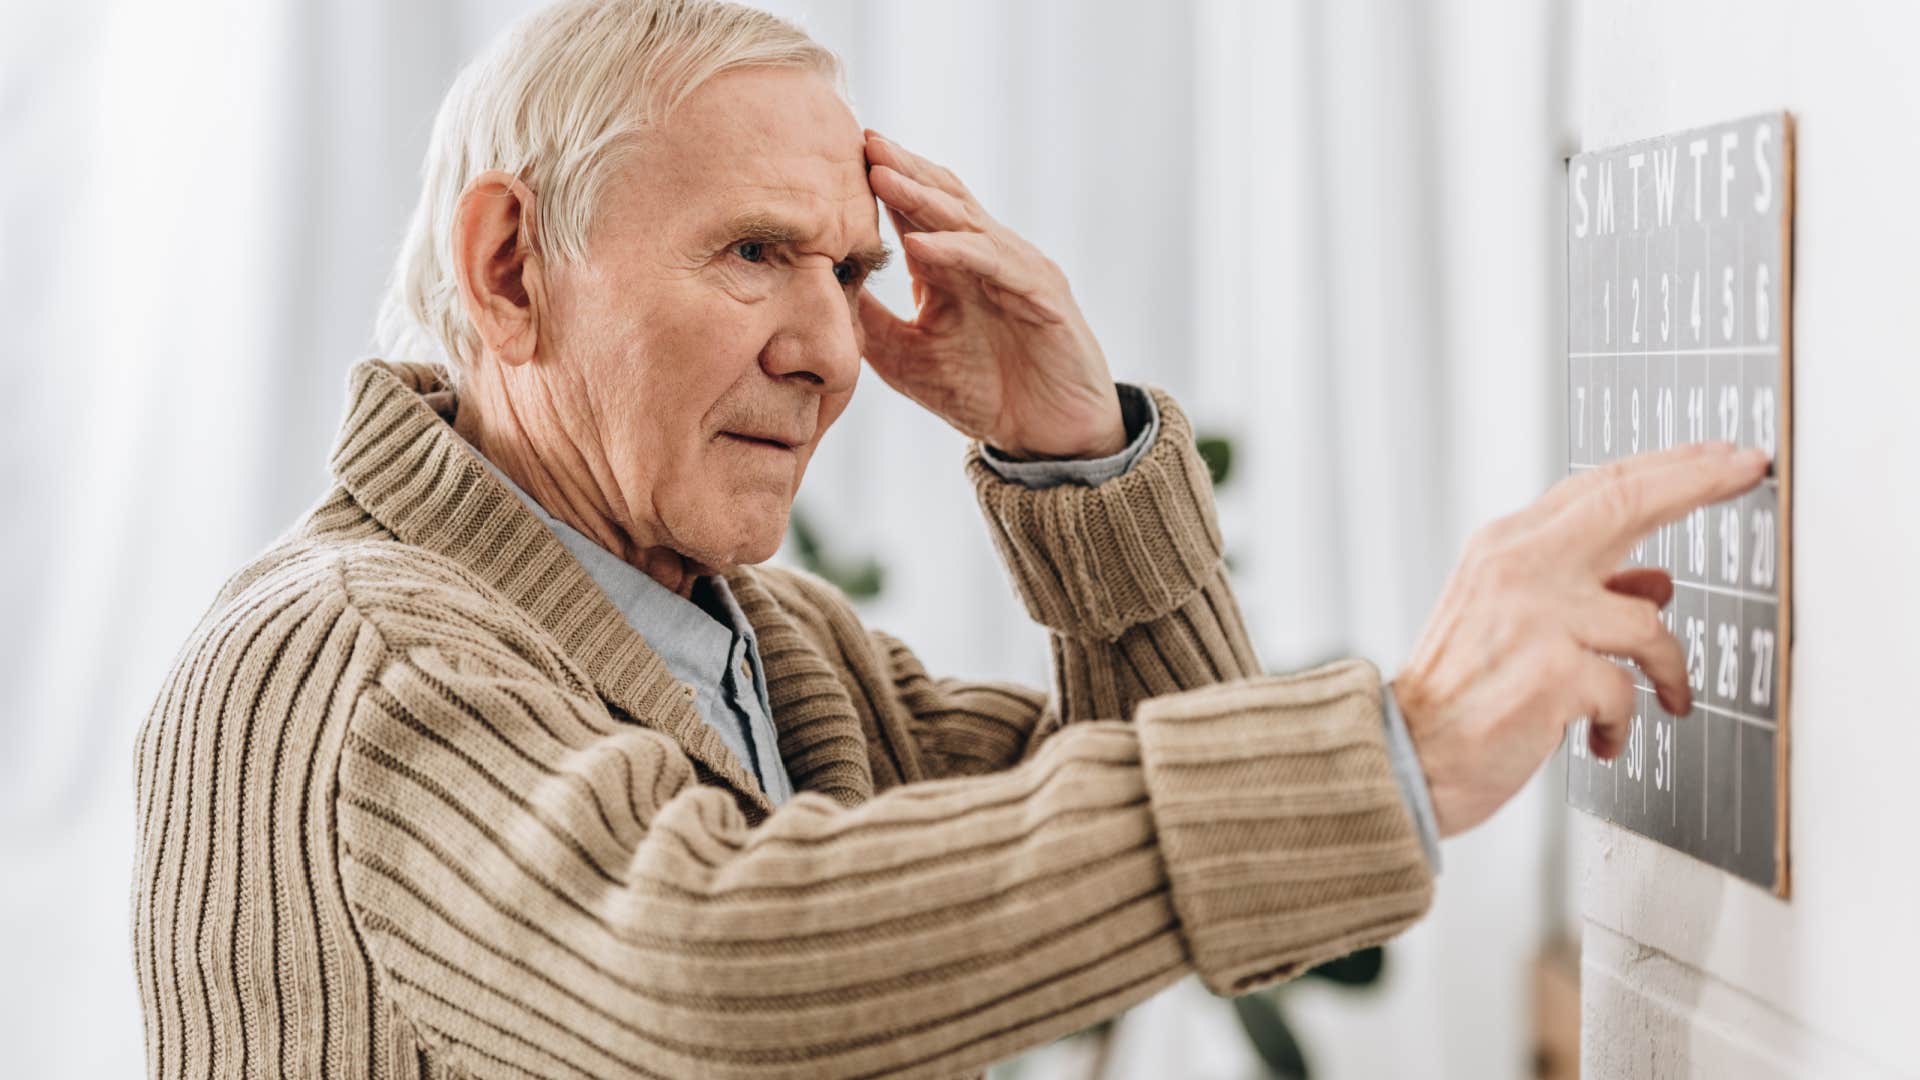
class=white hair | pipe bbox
[375,0,842,380]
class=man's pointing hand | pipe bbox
[855,130,1127,461]
[1393,441,1773,837]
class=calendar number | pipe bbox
[1686,507,1707,575]
[1687,385,1705,441]
[1631,276,1642,345]
[1749,627,1776,709]
[1719,506,1742,584]
[1652,386,1676,564]
[1625,711,1646,782]
[1602,388,1613,453]
[1721,265,1736,342]
[1750,507,1776,589]
[1629,386,1645,560]
[1575,387,1586,450]
[1690,270,1703,343]
[1653,718,1674,792]
[1718,384,1741,443]
[1715,621,1741,699]
[1751,386,1776,456]
[1685,615,1708,693]
[1660,272,1672,343]
[1755,263,1772,341]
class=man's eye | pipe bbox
[733,240,766,263]
[832,260,859,286]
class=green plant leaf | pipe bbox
[1304,945,1385,987]
[1195,433,1235,487]
[787,506,885,600]
[1231,993,1309,1080]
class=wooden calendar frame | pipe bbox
[1562,112,1794,898]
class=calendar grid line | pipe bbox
[1669,213,1680,836]
[1569,346,1779,358]
[1620,680,1778,730]
[1567,462,1780,493]
[1734,219,1747,859]
[1735,220,1751,857]
[1613,226,1622,817]
[1641,229,1652,828]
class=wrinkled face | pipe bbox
[537,66,884,569]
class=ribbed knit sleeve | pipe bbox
[1133,661,1434,993]
[965,387,1263,729]
[331,556,1432,1078]
[133,548,403,1080]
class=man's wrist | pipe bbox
[1007,420,1128,462]
[978,383,1158,489]
[987,386,1129,462]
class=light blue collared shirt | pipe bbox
[468,450,795,803]
[467,384,1439,871]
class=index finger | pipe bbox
[1525,439,1732,526]
[1548,445,1770,563]
[865,130,975,203]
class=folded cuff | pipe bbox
[965,386,1224,641]
[1133,659,1436,996]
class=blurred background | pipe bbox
[1,0,1583,1075]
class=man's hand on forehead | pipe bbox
[855,130,1127,462]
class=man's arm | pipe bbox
[845,129,1448,865]
[332,549,1433,1078]
[968,383,1259,736]
[944,383,1442,868]
[754,384,1253,782]
[749,382,1194,782]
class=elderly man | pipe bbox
[130,0,1768,1076]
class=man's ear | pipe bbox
[453,170,544,367]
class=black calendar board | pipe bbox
[1563,112,1793,896]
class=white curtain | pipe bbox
[2,2,509,1073]
[3,1,1573,1076]
[768,3,1577,1074]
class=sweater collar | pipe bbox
[325,358,876,819]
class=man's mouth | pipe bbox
[721,432,800,452]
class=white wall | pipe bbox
[1575,2,1920,1076]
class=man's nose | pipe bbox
[760,264,860,395]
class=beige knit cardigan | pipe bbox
[131,359,1433,1079]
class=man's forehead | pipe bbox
[696,178,880,248]
[670,139,879,246]
[647,68,880,249]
